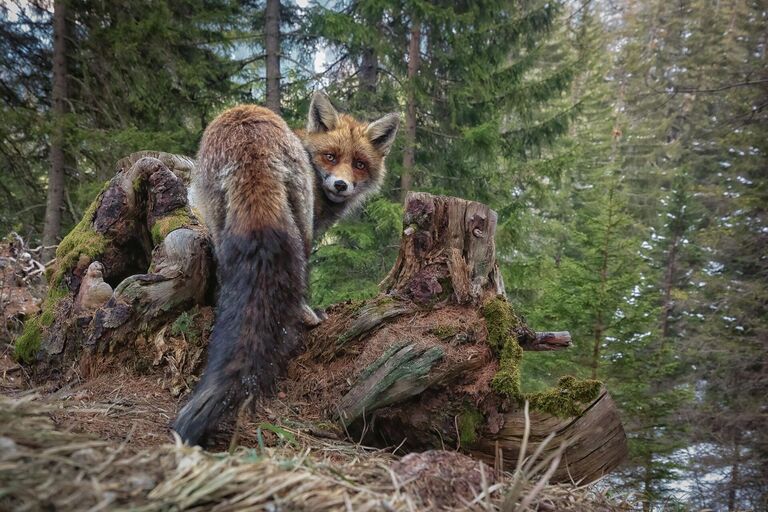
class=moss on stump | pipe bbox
[482,296,602,418]
[151,207,194,245]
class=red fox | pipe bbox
[173,92,400,445]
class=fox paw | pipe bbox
[301,303,327,328]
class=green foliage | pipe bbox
[0,0,242,239]
[3,0,766,506]
[169,309,210,347]
[256,422,298,448]
[310,198,402,307]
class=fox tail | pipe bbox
[173,185,305,446]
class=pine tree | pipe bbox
[607,0,767,507]
[0,1,54,236]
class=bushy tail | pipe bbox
[173,215,306,445]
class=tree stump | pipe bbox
[273,193,627,484]
[15,152,214,383]
[17,155,628,484]
[381,192,506,303]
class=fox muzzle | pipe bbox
[322,175,354,203]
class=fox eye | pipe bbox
[354,160,367,170]
[324,153,336,163]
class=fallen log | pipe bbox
[15,152,628,484]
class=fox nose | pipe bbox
[334,180,348,192]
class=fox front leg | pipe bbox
[301,302,328,327]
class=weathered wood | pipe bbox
[471,389,627,483]
[527,331,572,351]
[284,192,627,484]
[280,297,628,484]
[336,300,413,349]
[337,341,444,426]
[381,193,505,304]
[25,152,213,378]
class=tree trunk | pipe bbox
[22,170,628,485]
[282,193,626,484]
[400,18,420,201]
[592,182,615,379]
[265,0,281,114]
[42,0,69,261]
[728,434,741,511]
[659,233,679,345]
[360,47,378,93]
[642,451,653,512]
[381,192,505,303]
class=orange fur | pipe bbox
[301,114,386,187]
[176,94,399,445]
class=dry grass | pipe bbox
[0,393,633,511]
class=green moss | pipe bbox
[40,287,68,327]
[482,297,524,400]
[16,182,110,363]
[14,285,69,363]
[492,340,524,400]
[151,207,192,245]
[357,295,396,315]
[481,297,603,416]
[132,176,143,194]
[457,406,485,447]
[343,299,367,316]
[429,325,459,339]
[482,296,520,353]
[14,319,42,363]
[50,187,109,289]
[526,375,603,418]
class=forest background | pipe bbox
[1,0,765,509]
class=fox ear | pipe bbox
[307,91,339,133]
[366,113,400,155]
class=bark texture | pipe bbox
[21,152,212,381]
[42,0,69,261]
[265,0,281,114]
[360,47,378,93]
[400,18,421,200]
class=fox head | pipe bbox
[301,92,400,205]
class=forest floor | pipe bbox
[0,237,634,511]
